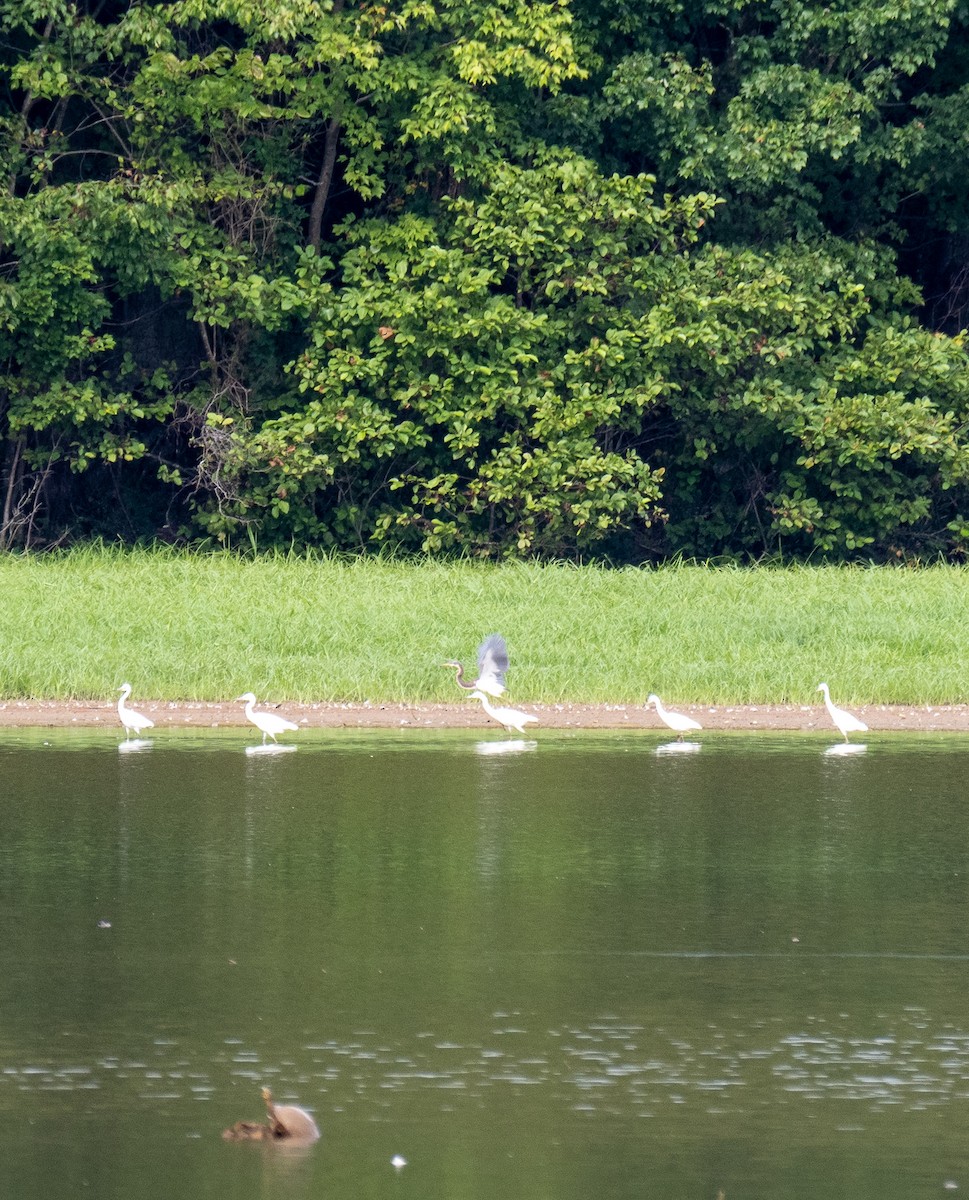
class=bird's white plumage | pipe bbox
[117,683,154,738]
[470,689,537,734]
[237,692,300,744]
[817,682,867,742]
[647,693,702,738]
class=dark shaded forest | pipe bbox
[3,0,969,561]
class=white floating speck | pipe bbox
[391,1155,407,1169]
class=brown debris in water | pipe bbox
[222,1087,320,1143]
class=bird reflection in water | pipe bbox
[474,739,537,756]
[118,738,153,754]
[245,742,298,757]
[654,740,702,756]
[823,742,867,757]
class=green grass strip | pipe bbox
[0,546,966,705]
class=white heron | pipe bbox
[817,683,867,742]
[237,692,300,744]
[646,693,702,740]
[444,633,508,697]
[469,688,538,734]
[117,683,154,739]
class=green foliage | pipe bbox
[217,153,706,555]
[0,0,585,547]
[1,0,969,560]
[634,239,969,559]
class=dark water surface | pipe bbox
[3,728,969,1199]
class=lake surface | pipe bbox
[3,727,969,1199]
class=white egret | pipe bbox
[817,683,867,742]
[117,683,154,739]
[646,693,702,740]
[444,633,509,697]
[237,692,299,744]
[469,688,538,734]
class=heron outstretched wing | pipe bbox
[477,633,509,695]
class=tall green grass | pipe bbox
[1,546,967,704]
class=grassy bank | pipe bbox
[0,547,967,704]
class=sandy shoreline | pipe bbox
[1,698,969,733]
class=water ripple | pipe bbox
[5,1009,969,1122]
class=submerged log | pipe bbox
[222,1087,320,1143]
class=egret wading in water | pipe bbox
[443,633,508,698]
[237,692,299,744]
[470,689,537,734]
[817,682,868,742]
[117,683,154,739]
[646,693,702,740]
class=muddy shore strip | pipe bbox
[1,698,968,733]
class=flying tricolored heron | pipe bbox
[443,633,509,698]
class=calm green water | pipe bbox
[3,728,969,1199]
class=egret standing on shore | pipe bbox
[646,693,702,740]
[237,692,300,744]
[117,683,154,739]
[817,683,868,742]
[444,634,509,697]
[470,689,537,734]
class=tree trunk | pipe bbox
[307,114,342,252]
[306,0,345,252]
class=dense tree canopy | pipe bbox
[3,0,969,559]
